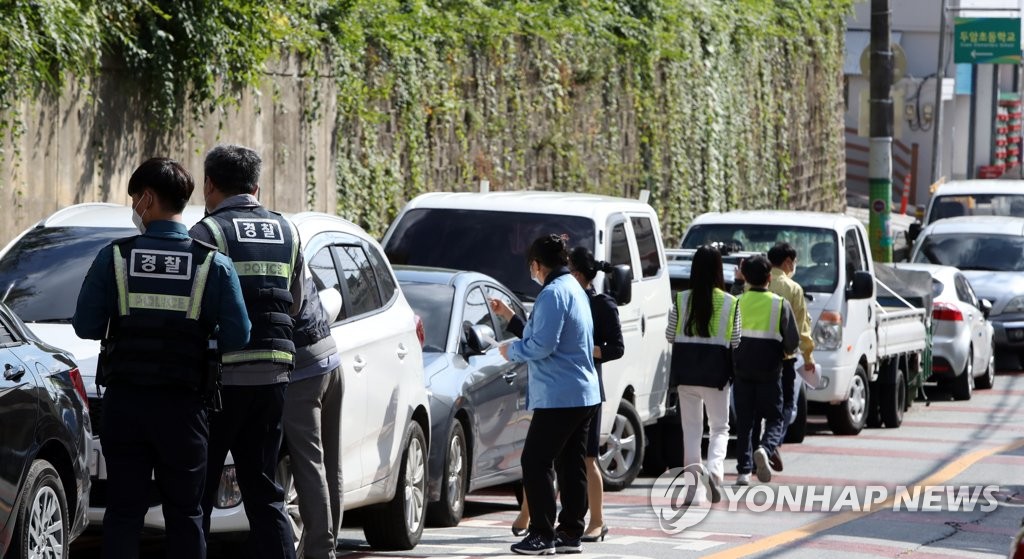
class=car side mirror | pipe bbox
[980,299,993,318]
[907,222,922,244]
[605,264,632,306]
[847,271,874,300]
[318,288,343,323]
[463,323,496,356]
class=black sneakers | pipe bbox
[511,533,555,555]
[554,532,582,554]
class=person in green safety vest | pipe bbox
[733,255,799,486]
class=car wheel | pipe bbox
[878,367,905,428]
[10,460,69,559]
[599,399,644,491]
[363,422,427,550]
[952,347,974,401]
[426,422,468,527]
[784,385,807,443]
[276,454,304,553]
[826,363,869,435]
[975,343,995,390]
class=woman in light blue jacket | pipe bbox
[499,234,601,555]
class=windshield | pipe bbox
[384,209,595,301]
[914,234,1024,272]
[400,282,455,353]
[682,224,840,293]
[927,194,1024,223]
[0,226,131,322]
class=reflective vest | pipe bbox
[670,288,737,388]
[105,236,216,389]
[201,207,299,367]
[735,289,786,382]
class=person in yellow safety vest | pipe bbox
[665,245,741,504]
[733,255,799,486]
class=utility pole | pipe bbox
[931,0,949,185]
[869,0,894,262]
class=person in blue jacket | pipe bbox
[498,234,602,556]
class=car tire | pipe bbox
[878,367,905,428]
[426,422,468,528]
[599,399,644,491]
[10,460,69,559]
[975,344,995,390]
[866,380,883,429]
[363,422,427,550]
[826,363,870,436]
[952,347,974,401]
[784,385,807,443]
[276,454,304,554]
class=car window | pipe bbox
[954,274,978,308]
[913,233,1024,271]
[928,193,1024,224]
[485,286,525,341]
[400,282,455,352]
[961,276,981,308]
[845,228,866,289]
[609,221,632,278]
[461,287,493,345]
[334,245,383,318]
[0,318,18,347]
[365,243,397,303]
[309,247,344,321]
[630,216,661,279]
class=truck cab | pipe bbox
[382,190,672,489]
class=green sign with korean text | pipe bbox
[954,18,1022,64]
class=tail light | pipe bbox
[932,302,963,322]
[69,367,89,410]
[414,315,425,348]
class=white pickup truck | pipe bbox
[669,211,928,436]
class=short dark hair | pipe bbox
[767,242,797,267]
[204,144,261,195]
[528,234,569,269]
[127,157,194,213]
[741,255,773,287]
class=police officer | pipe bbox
[191,144,303,559]
[733,255,799,486]
[73,157,251,559]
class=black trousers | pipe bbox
[521,404,599,541]
[752,358,797,445]
[101,384,209,559]
[202,384,295,559]
[733,376,783,475]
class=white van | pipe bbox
[382,191,672,490]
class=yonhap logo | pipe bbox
[649,465,713,534]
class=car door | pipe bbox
[627,213,670,419]
[843,228,876,367]
[0,316,38,536]
[483,285,530,469]
[956,273,992,372]
[460,285,523,481]
[600,217,641,436]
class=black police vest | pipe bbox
[293,275,332,349]
[201,206,298,367]
[105,235,216,389]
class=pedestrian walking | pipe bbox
[732,255,799,486]
[664,244,740,503]
[282,274,344,559]
[192,144,304,559]
[73,157,251,559]
[500,247,624,542]
[497,235,602,556]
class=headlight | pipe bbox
[215,465,242,509]
[1002,296,1024,315]
[813,310,843,350]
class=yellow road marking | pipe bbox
[702,438,1024,559]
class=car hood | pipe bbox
[960,271,1024,312]
[25,323,101,396]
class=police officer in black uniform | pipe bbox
[73,157,251,559]
[191,144,304,559]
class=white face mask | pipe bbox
[131,193,149,234]
[530,263,543,286]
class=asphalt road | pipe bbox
[71,368,1024,558]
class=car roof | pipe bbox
[401,191,655,217]
[688,210,860,230]
[920,215,1024,236]
[932,180,1024,197]
[393,265,501,289]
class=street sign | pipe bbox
[954,17,1022,64]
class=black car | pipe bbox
[0,302,90,558]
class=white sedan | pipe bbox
[894,262,995,400]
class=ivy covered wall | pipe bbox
[0,1,852,244]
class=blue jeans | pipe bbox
[733,376,784,475]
